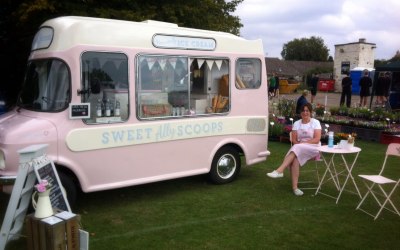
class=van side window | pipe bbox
[235,58,262,89]
[137,55,230,119]
[81,52,129,124]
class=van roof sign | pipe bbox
[153,34,216,51]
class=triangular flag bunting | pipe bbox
[206,60,214,70]
[178,58,188,71]
[168,58,177,69]
[197,59,205,68]
[215,60,223,70]
[159,59,167,70]
[147,57,157,70]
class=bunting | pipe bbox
[141,56,226,73]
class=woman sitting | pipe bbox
[267,103,321,196]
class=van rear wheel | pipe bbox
[209,147,241,184]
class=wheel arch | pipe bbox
[209,140,246,171]
[54,164,81,191]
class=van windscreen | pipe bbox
[18,59,71,112]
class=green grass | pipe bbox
[1,140,399,249]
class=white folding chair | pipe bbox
[289,132,321,190]
[356,143,400,220]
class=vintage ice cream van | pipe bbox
[0,16,270,204]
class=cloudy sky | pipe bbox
[235,0,400,60]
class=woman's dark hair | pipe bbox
[301,103,313,113]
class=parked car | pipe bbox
[0,98,6,115]
[0,95,12,115]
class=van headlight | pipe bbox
[0,151,5,170]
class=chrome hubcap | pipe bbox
[217,154,236,179]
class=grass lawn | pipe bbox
[1,140,399,249]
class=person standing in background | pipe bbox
[296,90,309,115]
[359,70,372,107]
[268,72,276,98]
[309,74,318,103]
[375,72,385,105]
[340,73,352,107]
[375,71,391,107]
[310,73,319,103]
[274,73,280,98]
[382,72,391,107]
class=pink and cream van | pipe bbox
[0,16,270,204]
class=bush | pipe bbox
[277,98,296,118]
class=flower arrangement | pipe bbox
[35,180,51,193]
[315,103,325,117]
[284,125,292,135]
[335,132,357,143]
[277,98,296,118]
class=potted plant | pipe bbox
[277,98,296,120]
[268,121,284,140]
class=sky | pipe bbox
[234,0,400,60]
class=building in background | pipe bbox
[265,58,333,81]
[334,38,376,92]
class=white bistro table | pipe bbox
[315,145,362,204]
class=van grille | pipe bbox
[246,118,266,132]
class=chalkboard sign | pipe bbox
[34,160,71,212]
[69,103,90,119]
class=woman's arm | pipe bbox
[294,129,321,145]
[305,129,321,144]
[292,130,299,144]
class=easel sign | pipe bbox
[34,159,71,212]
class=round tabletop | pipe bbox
[318,145,361,154]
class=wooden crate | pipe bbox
[55,211,81,250]
[39,216,66,250]
[25,214,41,250]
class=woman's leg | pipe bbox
[290,158,301,190]
[275,152,296,173]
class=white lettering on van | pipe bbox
[102,121,223,144]
[155,124,175,141]
[153,34,216,50]
[176,122,222,137]
[66,117,266,151]
[102,128,153,144]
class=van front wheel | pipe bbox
[209,147,241,184]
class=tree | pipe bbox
[281,36,330,61]
[389,50,400,62]
[375,50,400,66]
[0,0,243,106]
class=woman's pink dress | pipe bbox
[287,118,321,166]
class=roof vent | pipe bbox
[359,38,366,43]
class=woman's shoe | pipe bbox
[266,170,283,178]
[293,188,304,196]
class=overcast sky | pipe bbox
[235,0,400,60]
